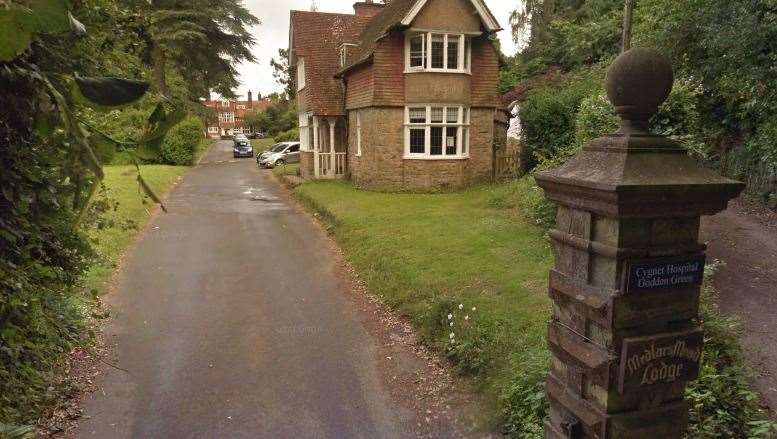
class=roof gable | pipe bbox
[338,0,501,75]
[401,0,500,32]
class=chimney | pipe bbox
[353,0,384,18]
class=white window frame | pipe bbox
[219,112,235,123]
[299,112,313,152]
[236,104,246,110]
[207,126,219,133]
[297,58,306,91]
[404,31,470,74]
[404,105,470,160]
[221,100,230,108]
[355,111,362,156]
[339,43,357,68]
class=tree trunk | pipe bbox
[151,42,169,97]
[622,0,635,52]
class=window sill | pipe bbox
[404,69,471,75]
[403,155,469,161]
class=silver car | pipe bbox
[257,142,300,168]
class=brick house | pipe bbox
[289,0,507,188]
[203,91,272,138]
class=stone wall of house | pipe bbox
[300,151,315,179]
[347,106,494,189]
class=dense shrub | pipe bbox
[160,116,205,165]
[685,263,777,438]
[518,67,604,171]
[727,115,777,203]
[274,127,299,142]
[1,75,93,424]
[499,348,549,437]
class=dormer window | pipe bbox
[405,32,470,73]
[338,43,357,68]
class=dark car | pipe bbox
[233,135,253,158]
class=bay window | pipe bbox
[404,105,470,159]
[405,32,470,73]
[409,34,426,68]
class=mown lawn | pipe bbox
[295,179,553,435]
[294,178,777,438]
[83,165,189,295]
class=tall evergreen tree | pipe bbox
[127,0,260,98]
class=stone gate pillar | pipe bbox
[535,48,745,438]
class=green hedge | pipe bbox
[160,116,205,166]
[274,127,299,142]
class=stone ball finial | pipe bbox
[606,48,673,128]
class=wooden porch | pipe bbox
[308,115,347,179]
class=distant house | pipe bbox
[289,0,508,188]
[203,91,272,138]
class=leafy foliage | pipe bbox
[160,116,205,165]
[0,0,195,428]
[270,48,295,99]
[243,98,298,137]
[73,76,150,108]
[138,0,260,98]
[517,66,604,170]
[508,0,777,202]
[0,72,93,425]
[685,263,777,439]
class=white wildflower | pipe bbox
[450,322,454,327]
[458,304,464,310]
[449,332,455,339]
[464,315,469,321]
[472,307,476,312]
[447,313,453,320]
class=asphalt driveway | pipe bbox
[76,141,415,438]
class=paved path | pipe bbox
[76,141,415,438]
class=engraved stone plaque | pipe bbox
[618,328,703,394]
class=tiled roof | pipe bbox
[290,10,373,115]
[291,0,501,113]
[338,0,418,74]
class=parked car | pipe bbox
[257,141,300,168]
[233,135,253,158]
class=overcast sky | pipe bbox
[234,0,522,99]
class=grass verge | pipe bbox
[293,177,776,438]
[272,163,300,177]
